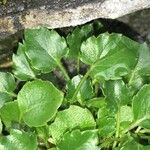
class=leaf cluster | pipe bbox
[0,21,150,149]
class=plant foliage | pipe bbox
[0,22,150,149]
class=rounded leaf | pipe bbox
[57,129,99,150]
[0,101,20,128]
[49,105,96,142]
[25,28,68,73]
[0,129,37,150]
[17,80,63,127]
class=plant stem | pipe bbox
[135,126,141,133]
[77,57,80,74]
[0,61,13,68]
[113,108,121,148]
[71,65,93,102]
[139,129,150,134]
[57,60,70,81]
[94,82,99,97]
[122,116,150,134]
[3,91,17,98]
[128,70,137,86]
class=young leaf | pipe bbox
[0,101,20,128]
[57,129,99,150]
[67,23,94,58]
[49,105,96,142]
[17,80,63,127]
[66,75,94,103]
[103,80,130,111]
[0,129,37,150]
[24,28,68,73]
[13,43,37,81]
[132,84,150,129]
[80,33,138,80]
[0,72,16,108]
[36,125,49,143]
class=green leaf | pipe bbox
[0,119,2,134]
[57,129,99,150]
[80,33,138,80]
[0,72,16,108]
[66,75,94,103]
[17,80,63,127]
[120,139,150,150]
[133,43,150,76]
[120,106,133,123]
[86,97,106,109]
[103,80,130,111]
[0,93,12,109]
[0,101,20,128]
[97,107,116,137]
[128,43,150,92]
[36,125,49,142]
[67,23,94,58]
[13,43,37,81]
[120,106,133,130]
[24,27,68,73]
[0,129,37,150]
[132,84,150,129]
[49,105,96,142]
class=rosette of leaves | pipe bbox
[0,22,150,149]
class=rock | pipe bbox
[0,0,150,41]
[118,8,150,43]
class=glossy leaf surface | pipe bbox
[80,33,138,80]
[66,75,94,103]
[57,129,99,150]
[0,72,16,108]
[49,105,96,142]
[24,28,68,73]
[17,80,63,127]
[13,43,36,81]
[132,84,150,128]
[0,129,37,150]
[103,80,130,111]
[67,23,94,58]
[0,101,20,128]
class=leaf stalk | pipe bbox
[57,60,70,81]
[71,65,93,102]
[113,107,121,148]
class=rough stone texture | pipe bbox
[0,0,150,41]
[118,8,150,43]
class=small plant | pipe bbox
[0,22,150,149]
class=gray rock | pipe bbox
[118,8,150,43]
[0,0,150,41]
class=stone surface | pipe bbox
[118,8,150,43]
[0,0,150,41]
